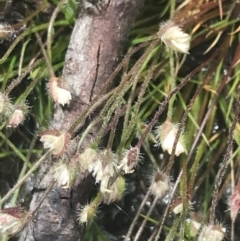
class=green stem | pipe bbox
[0,150,51,206]
[170,0,176,18]
[167,51,175,121]
[47,0,67,61]
[0,131,29,166]
[10,136,38,206]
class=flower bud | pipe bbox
[78,202,98,225]
[6,103,28,128]
[119,147,140,174]
[49,76,72,106]
[229,181,240,223]
[157,20,191,54]
[154,119,186,156]
[39,130,71,156]
[0,207,30,237]
[0,92,13,122]
[198,224,225,241]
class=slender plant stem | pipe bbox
[124,189,151,241]
[136,50,216,149]
[134,196,159,241]
[166,50,176,121]
[150,170,182,241]
[209,92,240,224]
[0,150,51,206]
[10,136,38,206]
[47,0,67,61]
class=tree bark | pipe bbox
[19,0,144,240]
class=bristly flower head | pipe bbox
[6,103,28,128]
[157,20,191,54]
[53,160,80,188]
[149,170,171,199]
[118,147,140,174]
[79,148,117,193]
[78,202,98,225]
[198,223,225,241]
[96,149,117,193]
[39,130,71,156]
[0,24,14,40]
[0,92,13,122]
[0,207,31,238]
[154,119,186,156]
[78,147,98,171]
[54,161,70,187]
[48,76,72,106]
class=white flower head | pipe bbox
[118,147,140,174]
[53,160,70,187]
[198,224,225,241]
[99,150,116,177]
[0,92,13,122]
[0,207,30,237]
[0,23,13,40]
[92,149,117,193]
[154,119,186,156]
[49,77,72,106]
[187,212,203,237]
[39,130,71,156]
[6,109,24,128]
[157,20,191,54]
[149,170,171,199]
[6,103,28,128]
[79,147,98,171]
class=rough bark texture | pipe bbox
[18,0,144,240]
